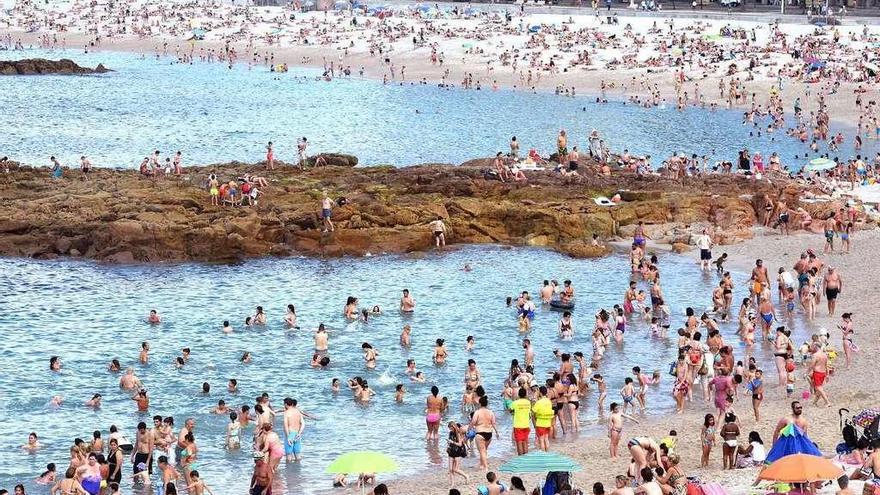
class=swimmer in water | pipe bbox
[284,304,298,328]
[22,432,41,451]
[400,325,412,347]
[222,320,233,333]
[148,310,161,324]
[395,384,406,402]
[362,342,378,369]
[314,324,329,352]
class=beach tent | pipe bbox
[528,25,541,33]
[808,60,826,72]
[864,62,879,77]
[334,0,348,9]
[765,424,822,464]
[757,454,843,483]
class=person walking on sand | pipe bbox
[470,395,498,471]
[321,193,335,232]
[822,266,842,316]
[608,402,639,459]
[809,344,831,407]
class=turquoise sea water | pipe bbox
[0,247,816,494]
[0,48,871,168]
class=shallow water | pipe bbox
[0,246,815,493]
[1,48,870,168]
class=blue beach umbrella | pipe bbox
[498,451,582,474]
[765,424,822,464]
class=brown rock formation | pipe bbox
[0,157,799,263]
[0,58,111,75]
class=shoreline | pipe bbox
[1,8,875,133]
[371,228,880,495]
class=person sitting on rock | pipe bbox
[313,154,328,167]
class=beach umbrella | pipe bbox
[498,451,582,474]
[757,454,843,483]
[765,424,822,463]
[326,451,398,495]
[326,451,398,474]
[805,157,835,172]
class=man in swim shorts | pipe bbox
[320,193,335,232]
[428,217,447,247]
[510,388,532,455]
[822,266,843,316]
[696,228,713,271]
[283,397,305,462]
[809,344,830,407]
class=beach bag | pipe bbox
[699,482,729,495]
[686,482,702,495]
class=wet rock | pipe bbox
[0,58,112,75]
[0,158,799,263]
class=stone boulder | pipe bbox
[0,58,111,75]
[303,153,358,168]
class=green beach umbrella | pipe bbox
[805,157,835,172]
[498,451,582,474]
[325,451,398,474]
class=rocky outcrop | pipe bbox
[303,153,358,167]
[0,58,111,75]
[0,157,802,263]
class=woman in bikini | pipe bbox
[773,328,793,387]
[51,467,88,495]
[179,433,199,487]
[658,454,688,495]
[433,339,448,365]
[469,395,498,471]
[362,342,378,370]
[464,360,482,390]
[426,386,443,441]
[566,373,580,433]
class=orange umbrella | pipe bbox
[757,454,843,483]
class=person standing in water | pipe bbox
[400,289,415,313]
[425,386,443,441]
[283,397,305,463]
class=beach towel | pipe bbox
[699,482,729,495]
